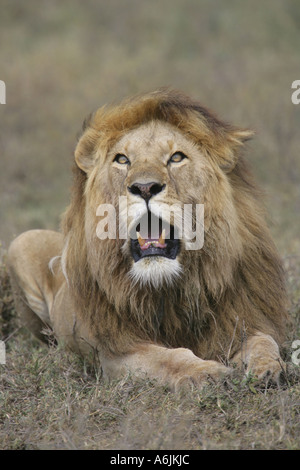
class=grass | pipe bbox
[0,253,300,450]
[1,331,299,450]
[1,0,300,451]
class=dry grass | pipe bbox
[1,329,299,450]
[0,254,300,450]
[1,0,300,451]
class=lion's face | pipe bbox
[83,120,223,288]
[73,90,252,292]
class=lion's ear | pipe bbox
[220,128,254,173]
[75,127,99,173]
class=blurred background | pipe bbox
[0,0,300,257]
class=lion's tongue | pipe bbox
[137,229,167,250]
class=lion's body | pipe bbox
[8,89,289,389]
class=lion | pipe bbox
[8,88,289,390]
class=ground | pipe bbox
[0,253,299,450]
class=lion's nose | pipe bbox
[128,182,166,202]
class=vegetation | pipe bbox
[0,0,299,450]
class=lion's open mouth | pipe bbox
[130,211,180,262]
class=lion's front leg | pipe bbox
[231,332,285,384]
[100,344,231,390]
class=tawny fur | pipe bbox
[8,88,289,389]
[63,89,288,356]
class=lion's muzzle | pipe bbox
[130,210,180,262]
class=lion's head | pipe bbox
[61,89,288,359]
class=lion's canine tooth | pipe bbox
[137,231,146,247]
[158,228,166,245]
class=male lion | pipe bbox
[8,89,289,389]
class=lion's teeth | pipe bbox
[158,228,166,245]
[136,232,146,247]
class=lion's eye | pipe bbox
[114,154,130,165]
[168,152,187,164]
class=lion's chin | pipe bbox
[129,257,182,289]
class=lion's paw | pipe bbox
[172,359,231,391]
[246,356,286,386]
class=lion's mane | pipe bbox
[61,89,288,360]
